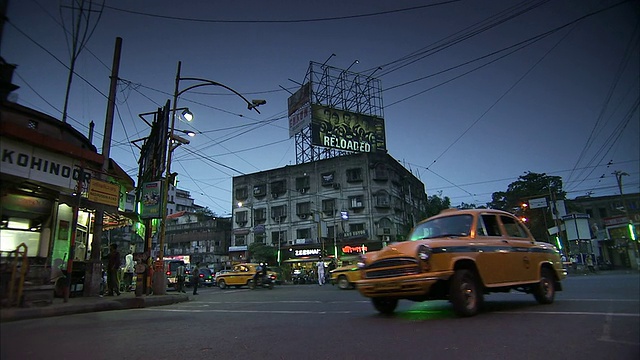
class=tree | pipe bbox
[248,243,277,265]
[425,192,451,218]
[489,172,566,242]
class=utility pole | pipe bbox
[613,170,639,269]
[85,37,122,296]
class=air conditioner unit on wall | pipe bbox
[299,214,307,219]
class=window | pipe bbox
[254,208,266,223]
[253,184,266,197]
[296,228,311,239]
[271,230,286,245]
[349,195,364,209]
[235,211,248,226]
[321,172,335,186]
[271,180,286,197]
[235,235,246,246]
[254,234,266,244]
[296,176,310,192]
[235,186,248,201]
[374,191,390,208]
[296,202,311,217]
[272,205,287,219]
[478,215,501,237]
[501,216,528,238]
[378,217,393,234]
[346,168,363,182]
[322,199,336,215]
[373,164,388,181]
[327,224,338,239]
[349,223,365,232]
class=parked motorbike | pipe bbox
[249,273,274,290]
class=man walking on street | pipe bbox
[316,258,325,286]
[176,263,186,293]
[191,262,200,295]
[106,244,121,296]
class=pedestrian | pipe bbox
[191,262,200,295]
[316,258,325,286]
[123,251,134,292]
[570,254,578,272]
[106,244,121,296]
[586,254,596,273]
[176,263,186,293]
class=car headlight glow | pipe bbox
[357,254,367,269]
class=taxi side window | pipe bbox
[501,216,528,238]
[479,215,502,236]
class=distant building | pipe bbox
[230,152,427,268]
[570,193,639,269]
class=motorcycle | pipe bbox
[249,273,274,290]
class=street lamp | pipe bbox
[153,61,266,295]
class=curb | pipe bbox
[0,294,189,323]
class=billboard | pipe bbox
[311,104,386,153]
[288,83,311,137]
[140,181,162,219]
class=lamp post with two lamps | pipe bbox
[153,61,266,295]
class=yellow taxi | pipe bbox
[216,263,277,289]
[357,209,566,317]
[330,264,361,290]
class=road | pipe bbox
[1,272,638,360]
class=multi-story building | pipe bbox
[230,152,427,270]
[570,192,639,269]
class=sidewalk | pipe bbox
[0,291,189,323]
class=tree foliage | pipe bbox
[248,242,277,265]
[489,172,566,242]
[425,192,451,218]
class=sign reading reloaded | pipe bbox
[88,178,120,207]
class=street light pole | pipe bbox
[153,61,266,294]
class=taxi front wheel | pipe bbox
[449,269,483,317]
[218,279,227,289]
[372,297,398,315]
[533,268,555,304]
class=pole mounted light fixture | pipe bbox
[153,61,266,295]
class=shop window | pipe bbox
[296,176,310,193]
[235,186,248,201]
[253,184,266,198]
[346,168,363,182]
[271,180,287,198]
[349,195,364,209]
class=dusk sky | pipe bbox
[2,0,638,216]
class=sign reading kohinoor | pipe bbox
[310,104,386,153]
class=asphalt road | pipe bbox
[1,272,638,360]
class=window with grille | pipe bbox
[346,168,363,182]
[235,186,248,201]
[349,195,364,209]
[322,199,336,215]
[253,184,266,197]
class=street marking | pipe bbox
[496,310,639,317]
[137,308,354,314]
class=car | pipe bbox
[186,268,215,287]
[214,269,230,285]
[356,208,567,317]
[330,264,361,290]
[216,263,277,289]
[164,260,186,290]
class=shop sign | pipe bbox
[233,228,250,235]
[294,248,321,257]
[253,224,266,234]
[229,246,247,252]
[342,245,368,254]
[88,178,120,207]
[339,229,368,240]
[1,138,92,190]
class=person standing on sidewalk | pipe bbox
[106,244,121,296]
[123,251,134,292]
[316,258,325,286]
[191,262,200,295]
[176,263,186,293]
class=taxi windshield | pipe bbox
[409,214,473,240]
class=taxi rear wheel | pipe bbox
[337,275,351,290]
[449,269,483,317]
[533,268,555,304]
[372,297,398,315]
[218,279,227,289]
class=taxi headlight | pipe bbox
[417,244,432,261]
